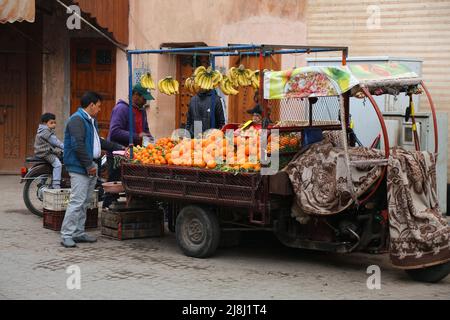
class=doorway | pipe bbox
[0,22,42,173]
[228,55,281,124]
[70,38,116,138]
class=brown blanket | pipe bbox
[387,148,450,269]
[285,141,450,269]
[285,141,384,216]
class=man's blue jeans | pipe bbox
[61,172,96,240]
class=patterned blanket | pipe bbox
[387,148,450,269]
[285,140,450,269]
[285,141,385,216]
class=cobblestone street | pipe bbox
[0,176,449,300]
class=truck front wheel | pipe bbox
[175,205,221,258]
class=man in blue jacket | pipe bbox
[61,91,124,248]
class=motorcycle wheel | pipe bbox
[23,175,52,217]
[405,261,450,283]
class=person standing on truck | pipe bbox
[103,83,154,209]
[61,91,124,248]
[246,90,272,128]
[185,89,225,137]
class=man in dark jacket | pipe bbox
[61,91,124,248]
[185,89,225,137]
[102,83,154,209]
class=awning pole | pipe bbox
[127,51,134,159]
[210,54,216,130]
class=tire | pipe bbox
[23,176,50,217]
[405,261,450,283]
[175,205,221,258]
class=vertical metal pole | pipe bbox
[343,91,350,129]
[210,54,216,129]
[127,52,134,159]
[421,81,438,154]
[342,49,348,66]
[259,50,266,123]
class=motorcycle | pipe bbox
[20,155,108,217]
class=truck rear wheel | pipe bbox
[405,261,450,283]
[175,205,221,258]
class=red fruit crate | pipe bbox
[121,163,264,209]
[43,208,99,231]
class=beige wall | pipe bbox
[42,4,101,140]
[116,0,308,138]
[306,0,450,181]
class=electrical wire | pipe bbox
[55,0,127,53]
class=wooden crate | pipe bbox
[101,207,164,240]
[43,208,98,231]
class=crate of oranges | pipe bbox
[130,129,263,174]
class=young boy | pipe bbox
[34,113,64,189]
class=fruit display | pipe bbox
[227,65,259,88]
[250,70,260,89]
[193,66,223,90]
[131,129,263,173]
[140,73,156,90]
[219,75,239,96]
[266,133,300,154]
[184,76,201,95]
[158,76,180,95]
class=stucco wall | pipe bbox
[42,4,102,140]
[116,0,308,139]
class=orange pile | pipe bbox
[132,129,300,172]
[132,138,176,165]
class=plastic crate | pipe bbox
[43,208,98,231]
[43,189,98,211]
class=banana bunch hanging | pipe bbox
[219,75,239,96]
[250,70,260,89]
[158,76,179,95]
[227,65,256,88]
[140,72,156,90]
[184,76,201,95]
[193,66,223,90]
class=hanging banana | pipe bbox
[192,66,223,90]
[227,64,256,88]
[140,72,156,90]
[219,75,239,96]
[158,76,180,96]
[184,76,200,95]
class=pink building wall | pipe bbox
[116,0,308,139]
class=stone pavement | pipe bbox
[0,175,449,300]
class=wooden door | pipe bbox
[71,38,116,138]
[176,55,209,129]
[0,29,28,173]
[228,55,281,124]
